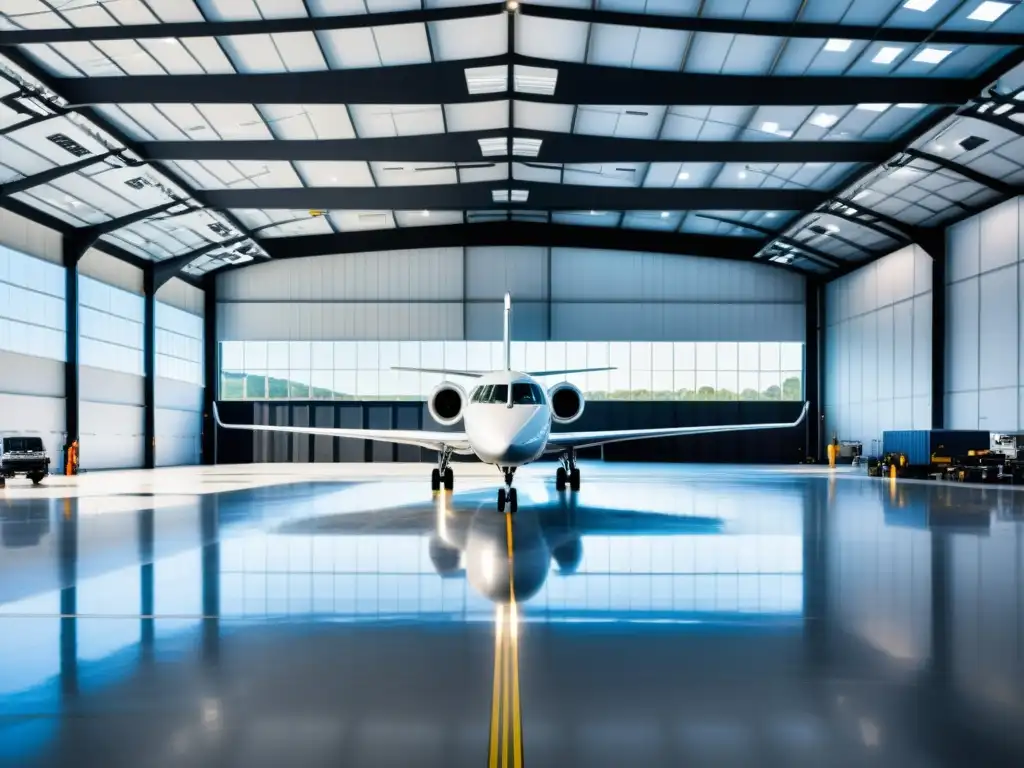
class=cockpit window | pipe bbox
[470,383,544,404]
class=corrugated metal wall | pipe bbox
[155,280,205,467]
[945,196,1024,431]
[217,247,805,342]
[0,212,65,464]
[824,244,933,450]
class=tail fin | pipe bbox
[503,292,512,371]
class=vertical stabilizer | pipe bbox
[503,292,512,371]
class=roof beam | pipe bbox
[55,55,977,107]
[903,148,1019,196]
[693,213,842,269]
[0,2,1019,46]
[138,131,897,165]
[0,151,119,198]
[152,236,247,291]
[256,221,773,266]
[829,199,918,243]
[198,182,826,211]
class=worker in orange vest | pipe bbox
[826,434,838,469]
[65,440,78,476]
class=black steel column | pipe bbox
[805,278,822,463]
[143,269,156,469]
[62,236,88,459]
[928,238,947,429]
[202,275,218,465]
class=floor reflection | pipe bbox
[0,466,1021,767]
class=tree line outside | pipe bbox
[221,373,803,403]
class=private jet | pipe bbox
[214,293,809,512]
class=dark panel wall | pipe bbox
[213,400,807,465]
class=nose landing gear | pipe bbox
[497,468,518,513]
[431,448,454,492]
[555,450,581,492]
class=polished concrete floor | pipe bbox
[0,462,1022,767]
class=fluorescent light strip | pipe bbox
[464,65,508,95]
[968,2,1014,23]
[913,47,953,64]
[477,137,508,157]
[513,65,558,96]
[824,38,852,52]
[857,103,891,112]
[873,46,904,64]
[903,0,938,11]
[512,137,542,157]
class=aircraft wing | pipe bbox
[544,402,809,451]
[212,404,472,453]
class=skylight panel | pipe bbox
[810,112,839,128]
[478,137,508,157]
[824,39,852,52]
[492,189,528,203]
[465,65,508,95]
[993,103,1014,115]
[872,47,904,65]
[512,137,542,157]
[913,48,953,64]
[903,0,939,11]
[856,103,891,112]
[514,65,557,96]
[967,2,1014,23]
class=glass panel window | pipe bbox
[739,371,760,400]
[311,342,333,370]
[334,342,357,369]
[782,371,802,400]
[289,378,310,398]
[466,342,491,371]
[759,342,781,372]
[360,341,382,370]
[717,371,738,401]
[585,342,609,369]
[221,341,244,370]
[311,370,333,398]
[221,372,244,399]
[377,342,398,371]
[267,371,289,398]
[695,342,715,371]
[290,341,312,373]
[510,342,527,371]
[565,342,587,371]
[398,342,419,369]
[674,370,695,400]
[583,370,608,398]
[652,370,674,399]
[243,341,267,369]
[378,369,401,398]
[334,371,356,398]
[546,341,566,371]
[421,341,443,368]
[738,343,759,371]
[652,342,673,371]
[717,342,738,371]
[357,370,379,397]
[445,341,467,370]
[630,342,652,372]
[630,369,652,400]
[760,371,782,400]
[245,372,267,399]
[525,342,546,372]
[695,371,716,400]
[781,343,803,371]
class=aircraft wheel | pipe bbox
[443,467,454,491]
[555,466,567,491]
[569,468,581,492]
[431,468,441,492]
[508,488,518,513]
[497,487,506,512]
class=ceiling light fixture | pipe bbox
[464,65,508,95]
[852,189,875,201]
[761,121,780,133]
[977,102,993,112]
[422,210,430,217]
[824,38,852,52]
[873,46,905,64]
[934,143,945,151]
[913,47,953,64]
[512,137,542,157]
[738,171,748,179]
[478,137,508,157]
[825,224,840,233]
[660,211,670,218]
[896,103,926,108]
[993,103,1014,115]
[968,2,1014,23]
[677,171,690,180]
[766,212,777,218]
[810,112,839,128]
[857,103,891,112]
[514,65,558,96]
[903,0,939,11]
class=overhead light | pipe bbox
[934,143,945,151]
[993,103,1014,115]
[422,210,430,217]
[825,224,840,233]
[510,189,527,202]
[589,210,599,215]
[824,38,852,52]
[514,65,557,96]
[857,103,891,112]
[872,46,904,64]
[852,189,875,201]
[761,121,780,133]
[660,211,670,218]
[902,0,939,11]
[913,47,953,64]
[766,212,777,218]
[505,0,520,10]
[896,103,925,108]
[464,65,508,95]
[677,171,690,180]
[478,137,508,157]
[968,2,1014,23]
[738,170,747,179]
[512,137,542,157]
[977,102,993,112]
[492,189,529,203]
[810,112,839,128]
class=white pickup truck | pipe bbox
[0,436,50,487]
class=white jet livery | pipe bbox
[214,293,809,512]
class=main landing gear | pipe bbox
[497,468,518,514]
[431,448,454,492]
[555,450,581,492]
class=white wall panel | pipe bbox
[0,349,63,398]
[945,195,1023,430]
[550,249,803,303]
[79,249,143,294]
[155,407,200,467]
[80,365,144,406]
[0,392,64,465]
[156,278,205,316]
[465,247,547,300]
[156,377,203,412]
[218,301,463,340]
[218,248,464,301]
[825,244,932,447]
[465,301,548,341]
[0,209,62,265]
[79,401,143,470]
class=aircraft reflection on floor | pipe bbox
[276,490,726,605]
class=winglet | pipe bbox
[211,401,224,427]
[797,401,810,425]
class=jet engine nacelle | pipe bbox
[548,382,585,424]
[428,382,466,426]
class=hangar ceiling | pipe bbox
[0,0,1023,281]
